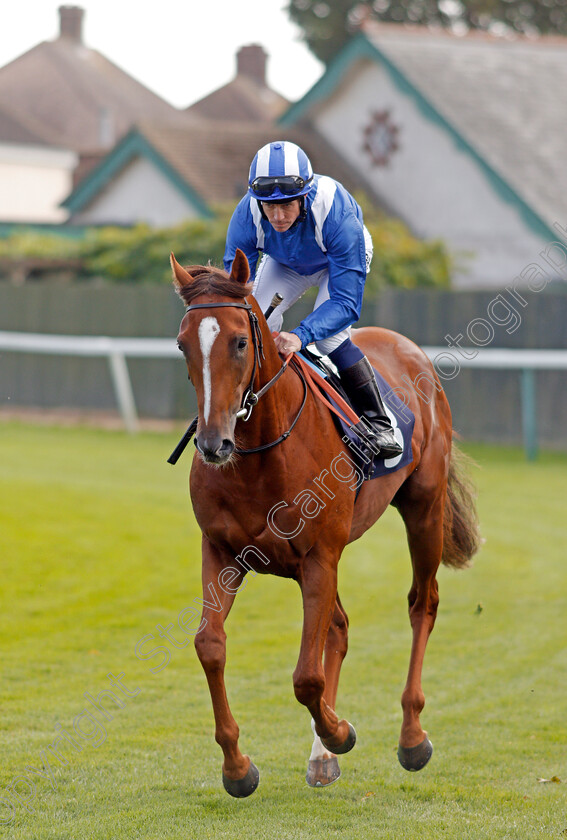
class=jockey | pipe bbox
[224,140,402,460]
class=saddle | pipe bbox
[298,347,351,403]
[295,347,415,481]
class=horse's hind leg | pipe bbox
[306,595,349,787]
[395,485,445,772]
[194,538,259,797]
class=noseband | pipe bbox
[167,299,306,461]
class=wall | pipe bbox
[0,144,77,223]
[71,156,199,227]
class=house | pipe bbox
[186,44,290,123]
[0,101,77,224]
[60,28,359,227]
[279,23,567,288]
[0,6,185,156]
[0,4,189,227]
[62,120,368,227]
[0,7,307,229]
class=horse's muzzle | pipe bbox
[195,434,235,465]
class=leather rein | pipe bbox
[167,300,307,464]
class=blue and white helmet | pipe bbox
[248,141,313,202]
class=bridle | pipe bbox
[169,299,307,460]
[185,300,268,422]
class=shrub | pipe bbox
[0,202,451,289]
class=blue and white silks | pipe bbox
[224,175,369,349]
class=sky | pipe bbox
[0,1,325,108]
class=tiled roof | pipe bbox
[0,100,63,147]
[187,75,289,123]
[363,22,567,227]
[0,36,187,154]
[137,120,369,204]
[186,43,290,124]
[63,118,372,220]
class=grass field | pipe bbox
[1,423,566,839]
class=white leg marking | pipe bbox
[198,316,220,424]
[309,717,334,760]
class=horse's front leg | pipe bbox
[295,556,356,763]
[194,537,259,798]
[305,595,349,787]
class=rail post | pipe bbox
[108,351,139,433]
[520,367,537,461]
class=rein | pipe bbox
[233,359,307,455]
[167,299,306,464]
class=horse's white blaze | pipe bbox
[309,717,334,761]
[198,316,220,423]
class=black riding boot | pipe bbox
[339,356,403,460]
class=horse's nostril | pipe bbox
[196,435,234,463]
[196,434,220,456]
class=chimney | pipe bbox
[58,6,84,43]
[236,45,267,85]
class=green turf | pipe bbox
[1,424,566,839]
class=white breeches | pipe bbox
[252,227,373,355]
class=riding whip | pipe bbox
[167,416,198,465]
[263,292,283,321]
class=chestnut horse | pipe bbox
[170,249,480,797]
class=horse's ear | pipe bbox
[170,253,194,290]
[229,248,250,285]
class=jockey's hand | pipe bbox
[274,331,302,356]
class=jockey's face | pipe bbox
[262,199,301,233]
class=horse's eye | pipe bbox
[177,341,184,353]
[237,338,248,351]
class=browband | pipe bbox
[185,302,252,313]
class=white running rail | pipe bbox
[1,331,566,456]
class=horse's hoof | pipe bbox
[321,722,356,755]
[306,756,341,787]
[398,737,433,771]
[222,759,260,798]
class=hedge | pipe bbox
[0,203,451,291]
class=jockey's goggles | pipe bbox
[250,175,313,197]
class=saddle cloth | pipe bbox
[298,349,415,481]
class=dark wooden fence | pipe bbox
[0,284,195,420]
[1,283,566,447]
[367,287,567,448]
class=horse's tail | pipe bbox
[441,441,482,569]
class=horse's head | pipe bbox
[171,249,258,466]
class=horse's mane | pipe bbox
[177,264,253,306]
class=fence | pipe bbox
[370,287,567,450]
[1,329,565,459]
[1,284,566,448]
[0,331,176,433]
